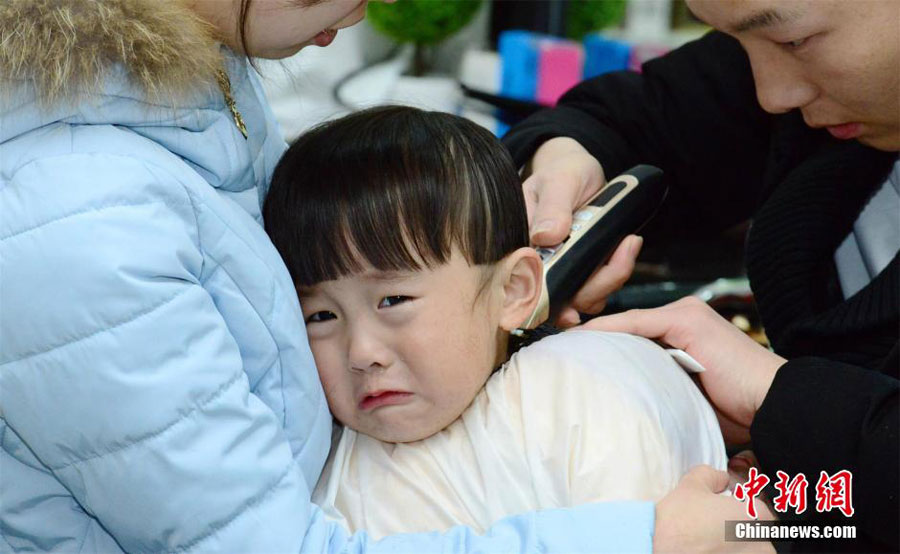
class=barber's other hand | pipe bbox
[655,466,775,553]
[523,137,641,326]
[580,297,786,442]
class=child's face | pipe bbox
[299,248,506,443]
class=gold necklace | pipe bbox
[215,69,248,139]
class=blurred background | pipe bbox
[260,0,706,139]
[259,0,766,344]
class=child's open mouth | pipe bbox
[359,390,413,411]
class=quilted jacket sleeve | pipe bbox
[0,153,655,552]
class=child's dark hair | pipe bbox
[264,105,529,287]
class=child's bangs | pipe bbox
[286,142,463,286]
[264,106,529,288]
[301,190,452,286]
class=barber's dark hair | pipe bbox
[264,105,529,287]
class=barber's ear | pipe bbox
[498,247,543,331]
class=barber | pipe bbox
[504,0,899,551]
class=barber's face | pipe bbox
[688,0,900,151]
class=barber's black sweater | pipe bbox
[504,31,898,552]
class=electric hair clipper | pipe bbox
[520,164,668,329]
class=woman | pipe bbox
[505,0,899,551]
[1,1,761,551]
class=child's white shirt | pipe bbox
[312,331,727,538]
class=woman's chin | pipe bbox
[251,43,311,60]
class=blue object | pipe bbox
[584,34,632,79]
[499,30,540,101]
[0,43,659,552]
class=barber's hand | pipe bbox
[655,466,775,553]
[580,296,786,443]
[523,137,642,326]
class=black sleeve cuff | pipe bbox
[751,356,899,549]
[501,102,639,180]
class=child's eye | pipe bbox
[306,311,337,324]
[378,295,411,308]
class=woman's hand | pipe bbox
[655,466,775,553]
[580,296,786,441]
[523,137,642,326]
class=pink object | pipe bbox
[536,41,584,106]
[628,43,671,73]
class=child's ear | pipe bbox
[498,247,543,332]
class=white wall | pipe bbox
[258,5,491,139]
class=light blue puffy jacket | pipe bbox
[0,3,654,551]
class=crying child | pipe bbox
[264,106,727,538]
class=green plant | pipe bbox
[367,0,483,76]
[566,0,628,40]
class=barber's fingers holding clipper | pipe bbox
[523,137,605,239]
[564,234,642,322]
[655,465,775,553]
[581,296,786,437]
[523,137,642,326]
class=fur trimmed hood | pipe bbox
[0,0,224,105]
